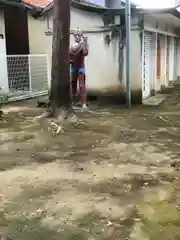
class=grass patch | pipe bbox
[0,207,137,240]
[0,215,88,240]
[139,200,180,240]
[76,211,135,240]
[141,216,180,240]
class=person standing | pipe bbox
[69,30,89,109]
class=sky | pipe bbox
[132,0,179,8]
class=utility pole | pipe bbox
[125,0,131,108]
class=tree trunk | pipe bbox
[50,0,71,116]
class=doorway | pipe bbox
[4,6,30,92]
[4,6,29,55]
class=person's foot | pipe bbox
[82,104,88,110]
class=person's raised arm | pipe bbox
[82,36,89,56]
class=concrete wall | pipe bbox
[122,30,142,100]
[44,8,143,103]
[28,14,47,54]
[45,8,122,95]
[46,8,104,31]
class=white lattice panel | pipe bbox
[0,54,50,102]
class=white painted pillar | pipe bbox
[164,34,168,86]
[160,34,167,86]
[0,39,9,93]
[169,37,175,81]
[141,30,145,98]
[28,54,32,94]
[153,32,157,92]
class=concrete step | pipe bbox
[174,78,180,85]
[143,94,170,106]
[160,85,174,94]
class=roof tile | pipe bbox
[24,0,52,8]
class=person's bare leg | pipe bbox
[71,71,78,106]
[79,72,87,109]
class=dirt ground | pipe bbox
[1,92,180,240]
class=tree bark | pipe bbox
[49,0,71,116]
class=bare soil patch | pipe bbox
[0,95,180,239]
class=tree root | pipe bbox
[34,107,88,136]
[48,121,64,135]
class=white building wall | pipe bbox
[28,14,47,54]
[47,8,104,31]
[0,10,5,40]
[123,30,142,92]
[45,8,180,101]
[0,10,8,92]
[46,7,121,94]
[45,7,143,102]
